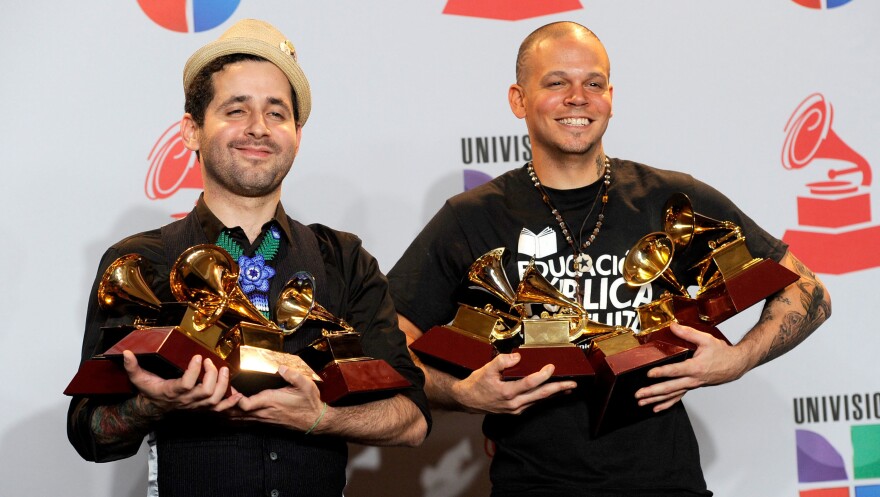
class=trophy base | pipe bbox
[698,258,798,324]
[636,322,730,351]
[102,326,233,380]
[588,340,689,436]
[63,358,136,396]
[230,346,322,395]
[410,325,496,378]
[318,359,411,406]
[502,345,594,380]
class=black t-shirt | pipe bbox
[388,158,787,496]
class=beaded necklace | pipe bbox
[527,156,611,278]
[216,224,281,319]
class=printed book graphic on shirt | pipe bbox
[517,227,558,259]
[514,226,655,330]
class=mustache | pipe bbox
[228,139,280,153]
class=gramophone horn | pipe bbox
[98,254,162,311]
[277,271,355,335]
[170,244,278,331]
[467,248,517,306]
[783,92,871,186]
[623,232,689,297]
[663,193,739,252]
[276,271,318,335]
[516,262,585,315]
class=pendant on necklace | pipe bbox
[574,253,593,274]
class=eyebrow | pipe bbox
[216,95,293,114]
[541,70,607,80]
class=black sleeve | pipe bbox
[387,201,475,334]
[67,234,168,462]
[314,226,432,432]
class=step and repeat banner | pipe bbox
[1,1,877,496]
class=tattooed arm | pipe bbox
[68,351,240,462]
[634,250,831,412]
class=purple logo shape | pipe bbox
[797,429,848,483]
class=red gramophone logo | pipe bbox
[145,121,203,218]
[442,0,582,20]
[781,93,879,274]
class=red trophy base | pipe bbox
[698,258,799,323]
[102,326,233,380]
[410,325,496,377]
[637,322,730,352]
[588,340,689,436]
[784,224,880,275]
[318,359,411,406]
[502,345,594,380]
[63,358,136,396]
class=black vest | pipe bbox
[154,210,348,497]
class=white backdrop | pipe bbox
[1,1,878,496]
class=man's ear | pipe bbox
[508,84,527,119]
[180,113,200,152]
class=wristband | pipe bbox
[305,402,328,435]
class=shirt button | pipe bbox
[269,451,278,461]
[270,490,279,497]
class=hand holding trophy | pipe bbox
[281,271,411,405]
[64,245,320,397]
[409,247,524,377]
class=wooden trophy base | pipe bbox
[318,359,411,406]
[698,258,799,324]
[502,345,594,380]
[636,322,730,352]
[588,340,689,436]
[230,346,322,396]
[410,325,497,378]
[63,358,136,396]
[102,326,233,380]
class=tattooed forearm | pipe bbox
[91,395,162,444]
[757,256,831,366]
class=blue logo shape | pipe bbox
[193,0,240,32]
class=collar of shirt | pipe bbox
[193,193,294,253]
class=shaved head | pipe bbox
[515,22,609,85]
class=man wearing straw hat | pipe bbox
[67,19,429,497]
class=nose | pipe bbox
[564,86,589,106]
[245,114,270,138]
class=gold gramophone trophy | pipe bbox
[285,271,411,405]
[64,252,232,396]
[64,246,319,397]
[622,231,728,351]
[163,245,319,395]
[580,232,701,436]
[409,248,523,377]
[501,262,612,380]
[664,193,799,325]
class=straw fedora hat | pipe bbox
[183,19,312,126]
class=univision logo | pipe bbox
[796,424,880,496]
[138,0,240,33]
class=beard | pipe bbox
[199,137,295,198]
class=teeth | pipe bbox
[559,118,591,126]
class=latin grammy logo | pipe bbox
[145,121,204,218]
[442,0,582,21]
[781,92,880,274]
